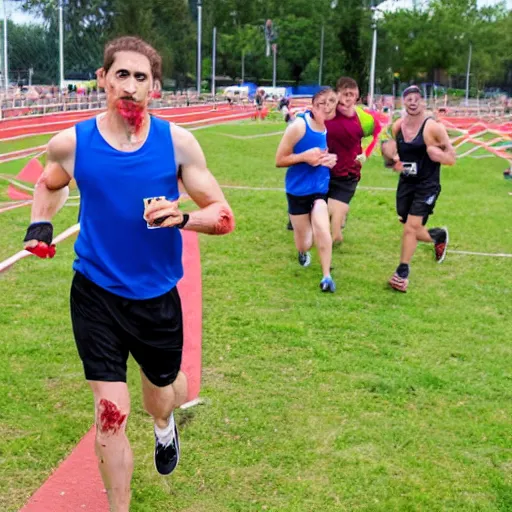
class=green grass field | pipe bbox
[0,133,54,155]
[1,120,511,511]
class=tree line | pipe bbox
[4,0,511,95]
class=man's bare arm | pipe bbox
[275,119,334,168]
[30,129,75,223]
[381,120,402,164]
[275,120,307,167]
[23,128,75,256]
[425,121,456,166]
[144,125,234,235]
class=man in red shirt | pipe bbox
[325,77,379,244]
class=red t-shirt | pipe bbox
[325,109,363,180]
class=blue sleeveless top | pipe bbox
[285,112,330,196]
[73,115,183,299]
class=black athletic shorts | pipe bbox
[396,180,441,225]
[70,272,183,387]
[328,177,359,204]
[287,192,327,215]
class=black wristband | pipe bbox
[384,157,395,168]
[24,222,53,245]
[176,213,190,229]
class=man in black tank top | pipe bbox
[381,85,456,292]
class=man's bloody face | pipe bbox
[101,50,153,133]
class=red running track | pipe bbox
[19,230,202,512]
[0,104,258,140]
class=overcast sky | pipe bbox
[4,0,512,25]
[5,1,36,25]
[377,0,511,12]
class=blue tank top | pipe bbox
[73,115,183,299]
[285,112,330,196]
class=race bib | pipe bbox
[143,196,166,229]
[402,162,418,176]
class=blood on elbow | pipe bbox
[214,207,235,235]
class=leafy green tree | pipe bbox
[331,0,372,88]
[11,0,512,93]
[21,0,111,74]
[7,20,57,84]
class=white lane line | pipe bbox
[359,186,395,191]
[221,184,395,192]
[448,250,512,258]
[215,130,285,140]
[222,185,283,191]
[0,200,32,213]
[0,145,47,162]
[0,174,81,200]
[0,223,80,273]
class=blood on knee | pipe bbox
[213,207,235,235]
[97,398,127,435]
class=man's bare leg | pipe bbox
[390,215,428,292]
[311,200,332,278]
[90,381,132,512]
[141,370,188,476]
[328,198,349,244]
[400,215,425,264]
[141,370,188,428]
[290,213,314,252]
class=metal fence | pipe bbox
[0,91,246,120]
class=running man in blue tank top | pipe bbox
[275,88,338,292]
[22,36,235,511]
[382,85,455,292]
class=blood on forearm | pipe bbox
[183,203,235,235]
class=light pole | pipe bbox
[211,26,216,99]
[2,0,8,93]
[465,43,472,107]
[241,50,245,83]
[318,24,325,86]
[272,44,277,89]
[368,6,378,108]
[196,0,202,94]
[59,0,64,91]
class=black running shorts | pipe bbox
[396,180,441,225]
[70,272,183,387]
[287,192,327,216]
[328,177,358,204]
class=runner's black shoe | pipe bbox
[154,420,180,476]
[298,251,311,267]
[429,226,449,263]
